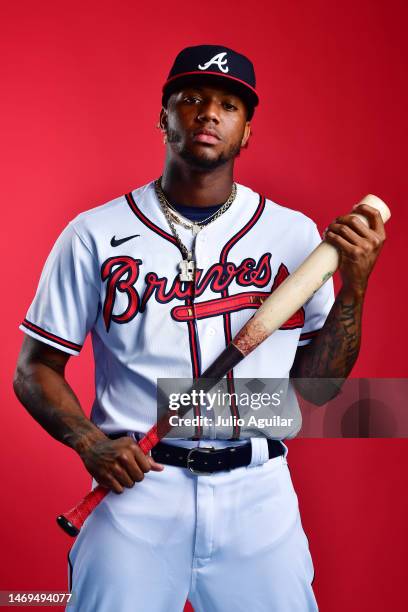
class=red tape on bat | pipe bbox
[57,342,244,537]
[56,424,161,536]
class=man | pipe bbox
[14,45,385,611]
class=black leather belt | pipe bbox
[107,432,284,475]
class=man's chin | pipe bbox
[179,148,229,171]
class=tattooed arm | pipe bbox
[290,286,364,403]
[13,336,163,493]
[290,203,386,404]
[13,336,107,451]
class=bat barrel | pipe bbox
[234,194,391,355]
[357,194,391,222]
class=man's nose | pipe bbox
[196,99,220,122]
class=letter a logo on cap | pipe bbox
[198,52,229,73]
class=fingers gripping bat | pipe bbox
[57,194,390,536]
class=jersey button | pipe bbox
[208,327,216,336]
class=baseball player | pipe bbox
[14,45,386,611]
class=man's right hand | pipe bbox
[77,435,165,494]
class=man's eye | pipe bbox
[223,102,237,111]
[184,96,201,104]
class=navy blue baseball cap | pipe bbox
[162,45,259,120]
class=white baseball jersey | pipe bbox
[20,180,334,439]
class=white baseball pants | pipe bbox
[67,440,317,611]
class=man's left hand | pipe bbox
[323,203,387,295]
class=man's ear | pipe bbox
[241,122,251,149]
[159,107,168,132]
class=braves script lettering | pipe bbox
[101,253,304,332]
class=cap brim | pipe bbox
[162,71,259,112]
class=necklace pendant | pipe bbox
[179,258,195,282]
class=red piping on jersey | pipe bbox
[218,194,266,438]
[219,196,266,264]
[125,190,202,408]
[21,319,82,352]
[185,287,200,379]
[185,284,202,438]
[125,192,178,246]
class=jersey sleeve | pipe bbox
[297,223,335,346]
[19,222,100,355]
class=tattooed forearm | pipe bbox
[338,301,360,375]
[293,286,365,380]
[290,286,365,404]
[13,357,106,452]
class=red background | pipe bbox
[1,1,407,610]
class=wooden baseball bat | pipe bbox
[57,194,390,536]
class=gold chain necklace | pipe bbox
[154,177,237,282]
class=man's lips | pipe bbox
[192,130,221,144]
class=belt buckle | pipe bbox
[187,446,215,475]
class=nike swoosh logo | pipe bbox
[110,234,140,247]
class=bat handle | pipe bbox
[56,485,109,536]
[57,343,247,536]
[56,426,161,536]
